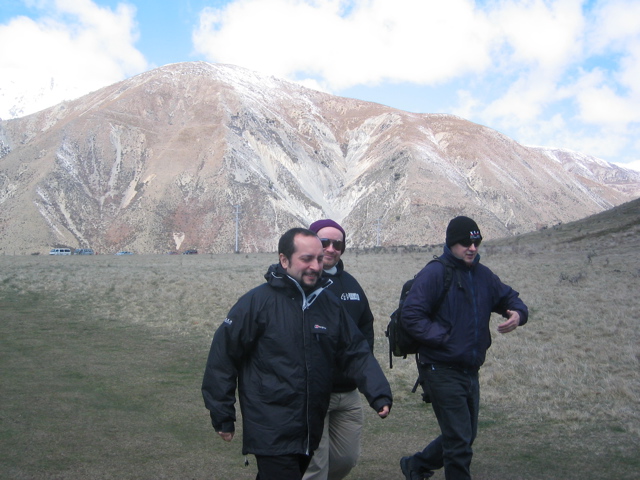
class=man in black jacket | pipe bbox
[304,219,375,480]
[202,228,392,480]
[399,216,528,480]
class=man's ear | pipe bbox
[279,253,289,270]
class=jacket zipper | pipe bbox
[290,277,333,456]
[293,281,312,456]
[467,269,479,366]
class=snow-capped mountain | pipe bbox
[1,62,639,254]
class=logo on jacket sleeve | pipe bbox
[340,293,361,301]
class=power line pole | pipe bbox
[234,205,242,253]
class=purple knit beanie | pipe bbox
[308,219,346,252]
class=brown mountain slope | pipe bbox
[486,196,640,254]
[1,61,639,254]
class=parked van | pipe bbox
[74,248,94,255]
[49,248,72,255]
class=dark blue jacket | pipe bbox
[401,247,528,370]
[322,259,375,392]
[202,263,392,457]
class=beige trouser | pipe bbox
[303,389,364,480]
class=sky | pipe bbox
[1,0,639,170]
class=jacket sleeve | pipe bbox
[401,262,451,348]
[336,307,393,412]
[490,272,529,325]
[357,292,375,352]
[336,272,375,352]
[201,291,261,433]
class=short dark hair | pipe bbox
[278,228,317,261]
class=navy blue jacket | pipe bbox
[202,263,392,456]
[401,247,528,370]
[322,260,375,392]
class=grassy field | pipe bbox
[1,205,639,479]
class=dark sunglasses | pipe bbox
[319,238,345,251]
[458,238,482,248]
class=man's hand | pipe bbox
[378,405,390,418]
[497,310,521,334]
[218,431,234,442]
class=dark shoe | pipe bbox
[400,456,419,480]
[400,456,434,480]
[400,456,413,480]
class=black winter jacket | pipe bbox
[323,260,375,392]
[202,263,392,457]
[401,248,528,370]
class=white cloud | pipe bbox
[573,0,640,126]
[193,0,495,90]
[0,0,149,118]
[2,0,637,168]
[189,0,639,166]
[589,0,640,51]
[492,0,585,69]
[576,82,639,125]
[472,0,584,124]
[464,0,640,165]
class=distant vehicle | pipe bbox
[74,248,94,255]
[166,251,178,255]
[49,248,71,255]
[115,251,134,255]
[183,249,198,255]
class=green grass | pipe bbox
[1,292,209,477]
[1,213,639,480]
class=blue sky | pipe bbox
[1,0,639,170]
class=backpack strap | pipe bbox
[426,256,455,317]
[410,257,455,393]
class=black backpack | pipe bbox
[385,257,454,369]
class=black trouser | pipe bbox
[411,362,480,480]
[255,454,312,480]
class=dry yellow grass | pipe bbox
[1,213,639,479]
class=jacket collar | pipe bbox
[265,263,333,294]
[322,259,344,277]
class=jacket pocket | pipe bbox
[422,320,451,349]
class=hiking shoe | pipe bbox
[400,456,419,480]
[400,456,434,480]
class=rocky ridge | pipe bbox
[1,61,639,254]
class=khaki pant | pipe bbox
[303,389,364,480]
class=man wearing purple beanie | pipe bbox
[304,219,378,480]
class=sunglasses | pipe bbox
[458,239,482,248]
[319,238,345,251]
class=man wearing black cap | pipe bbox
[304,219,376,480]
[399,216,528,480]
